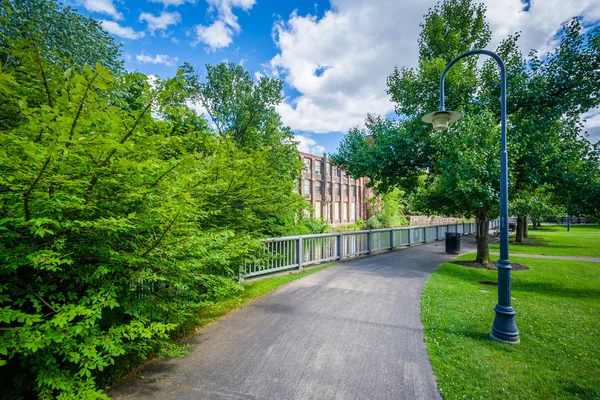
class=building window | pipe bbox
[326,162,330,175]
[334,183,340,196]
[315,201,322,219]
[303,179,311,195]
[342,202,348,221]
[334,203,340,220]
[351,203,356,220]
[334,168,341,177]
[303,157,311,172]
[343,184,348,196]
[316,181,322,194]
[315,160,322,175]
[351,186,356,198]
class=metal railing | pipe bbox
[243,219,500,278]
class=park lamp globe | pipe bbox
[422,110,462,131]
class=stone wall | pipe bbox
[408,215,463,226]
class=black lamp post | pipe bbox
[422,49,520,344]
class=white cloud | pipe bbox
[101,21,145,40]
[295,134,325,155]
[269,0,600,134]
[136,53,179,67]
[192,0,257,51]
[139,11,181,33]
[149,0,194,6]
[193,20,233,50]
[82,0,122,20]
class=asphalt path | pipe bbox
[109,236,479,400]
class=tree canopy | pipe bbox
[0,0,123,71]
[332,0,600,263]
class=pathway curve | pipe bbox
[109,237,479,400]
[490,252,600,263]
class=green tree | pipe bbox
[335,0,499,264]
[0,0,123,71]
[179,61,307,236]
[180,61,285,147]
[334,0,600,264]
[478,20,600,233]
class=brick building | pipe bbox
[299,152,374,226]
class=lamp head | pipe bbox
[422,110,462,131]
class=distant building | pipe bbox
[299,152,374,226]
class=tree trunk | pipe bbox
[524,215,529,238]
[516,215,524,243]
[475,206,490,265]
[532,219,538,229]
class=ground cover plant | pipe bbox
[422,252,600,399]
[489,224,600,257]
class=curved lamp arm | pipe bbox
[439,49,506,151]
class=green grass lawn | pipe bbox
[489,224,600,257]
[422,253,600,400]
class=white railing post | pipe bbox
[390,228,394,249]
[408,228,411,246]
[337,232,342,261]
[297,237,303,270]
[423,227,427,243]
[367,230,372,254]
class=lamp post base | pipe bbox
[491,305,520,344]
[490,332,520,344]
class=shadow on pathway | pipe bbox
[109,236,479,400]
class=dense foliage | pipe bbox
[0,3,305,397]
[333,0,600,264]
[0,0,123,71]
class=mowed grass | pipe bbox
[489,224,600,257]
[422,253,600,400]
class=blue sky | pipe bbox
[74,0,600,154]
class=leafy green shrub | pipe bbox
[197,275,244,302]
[0,39,302,398]
[298,217,329,234]
[365,216,383,229]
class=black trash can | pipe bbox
[445,232,460,254]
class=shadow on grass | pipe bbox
[513,281,600,300]
[561,381,600,399]
[435,265,600,300]
[441,328,492,343]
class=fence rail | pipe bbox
[243,219,500,278]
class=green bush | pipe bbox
[0,39,302,398]
[298,217,329,234]
[365,216,383,229]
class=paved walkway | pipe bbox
[490,252,600,263]
[109,237,479,400]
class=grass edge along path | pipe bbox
[421,254,600,400]
[106,263,336,391]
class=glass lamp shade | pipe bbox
[422,110,462,131]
